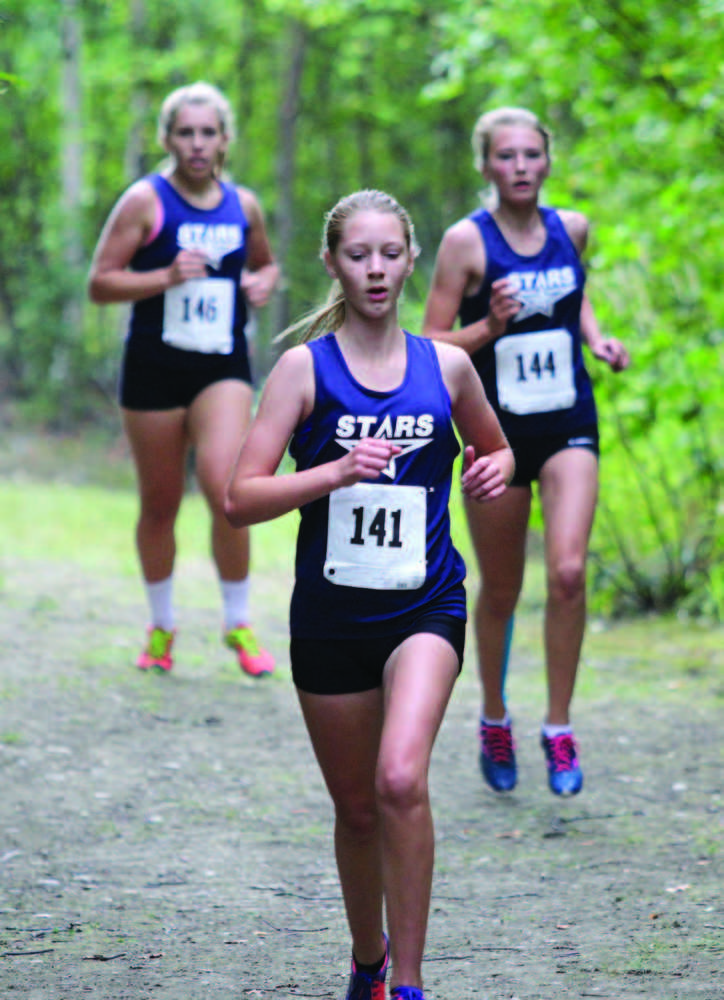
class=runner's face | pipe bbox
[327,210,413,321]
[484,125,549,204]
[166,103,228,181]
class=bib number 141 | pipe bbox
[324,483,426,590]
[350,505,403,549]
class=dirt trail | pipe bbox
[0,552,722,1000]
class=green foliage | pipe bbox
[0,0,721,616]
[424,0,724,620]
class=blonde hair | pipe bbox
[157,82,235,178]
[471,106,552,173]
[280,190,420,344]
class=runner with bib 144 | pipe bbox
[423,106,629,797]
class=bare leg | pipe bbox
[378,633,459,990]
[465,488,530,720]
[539,448,599,725]
[297,634,457,991]
[188,379,254,582]
[122,408,188,583]
[296,687,386,966]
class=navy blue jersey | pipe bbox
[459,207,597,436]
[289,332,467,640]
[126,174,250,371]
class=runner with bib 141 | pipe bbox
[225,190,514,1000]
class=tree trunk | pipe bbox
[269,19,308,361]
[123,0,151,183]
[59,0,84,399]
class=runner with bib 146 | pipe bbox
[423,107,629,796]
[88,82,279,677]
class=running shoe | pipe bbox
[479,718,517,791]
[224,624,274,677]
[390,988,425,1000]
[345,933,389,1000]
[541,731,583,796]
[136,626,174,672]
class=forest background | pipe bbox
[0,0,722,621]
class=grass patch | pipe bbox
[0,478,298,577]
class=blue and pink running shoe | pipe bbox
[541,731,583,796]
[390,988,426,1000]
[479,719,517,792]
[345,934,389,1000]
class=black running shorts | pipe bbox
[509,425,599,487]
[120,341,252,411]
[290,612,466,695]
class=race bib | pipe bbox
[162,277,234,354]
[495,328,576,415]
[324,483,427,590]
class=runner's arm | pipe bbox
[224,348,399,527]
[423,220,519,355]
[88,180,207,303]
[238,187,280,309]
[560,209,630,372]
[436,342,515,500]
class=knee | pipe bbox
[139,492,182,528]
[480,584,519,621]
[334,791,379,840]
[376,759,426,816]
[549,557,586,604]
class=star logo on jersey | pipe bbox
[508,266,577,323]
[335,436,432,479]
[177,222,244,270]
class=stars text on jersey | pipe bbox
[507,266,577,322]
[335,413,434,479]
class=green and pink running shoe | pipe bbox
[224,624,274,678]
[136,626,174,672]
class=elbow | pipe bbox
[504,449,516,486]
[224,489,255,529]
[87,274,107,304]
[223,495,246,529]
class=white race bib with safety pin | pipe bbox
[495,328,576,415]
[324,482,427,590]
[162,277,234,354]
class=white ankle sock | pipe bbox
[145,576,174,631]
[482,713,511,728]
[542,723,573,739]
[220,578,250,631]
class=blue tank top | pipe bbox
[459,207,597,436]
[127,174,250,369]
[289,332,467,639]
